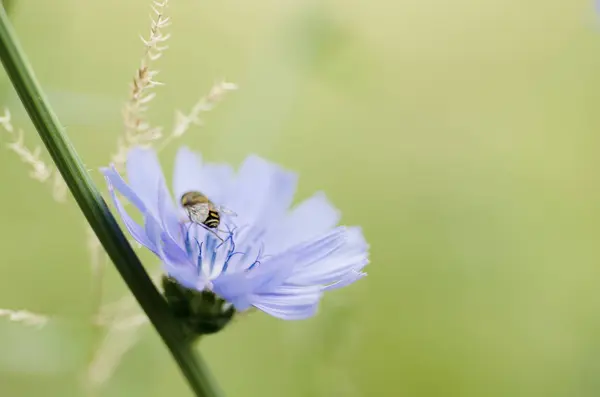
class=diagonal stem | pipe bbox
[0,6,222,397]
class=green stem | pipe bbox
[1,1,14,16]
[0,6,222,397]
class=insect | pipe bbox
[180,191,237,241]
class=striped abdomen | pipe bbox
[204,210,220,228]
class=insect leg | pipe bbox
[197,223,225,243]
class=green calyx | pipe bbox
[162,276,236,340]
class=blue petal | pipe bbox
[126,147,169,219]
[212,273,255,299]
[147,216,206,290]
[144,214,163,248]
[246,250,301,294]
[323,270,367,291]
[212,247,299,309]
[173,147,203,203]
[157,178,184,248]
[211,275,254,310]
[225,155,298,229]
[255,227,348,292]
[103,169,157,254]
[199,163,235,206]
[161,234,203,290]
[101,166,148,213]
[160,227,190,267]
[173,147,235,206]
[143,213,189,268]
[252,285,322,320]
[232,230,349,297]
[287,227,369,286]
[266,191,340,253]
[254,285,322,306]
[252,303,319,320]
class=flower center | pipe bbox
[180,221,265,283]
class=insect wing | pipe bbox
[208,201,238,217]
[188,203,210,223]
[216,205,238,217]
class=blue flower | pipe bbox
[101,147,368,320]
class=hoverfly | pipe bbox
[180,191,237,241]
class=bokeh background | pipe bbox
[0,0,599,396]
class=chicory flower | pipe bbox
[101,147,368,331]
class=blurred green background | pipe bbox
[0,0,599,396]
